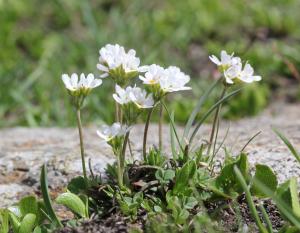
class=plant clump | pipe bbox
[1,44,300,233]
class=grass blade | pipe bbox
[273,128,300,164]
[259,204,274,233]
[189,88,241,145]
[161,101,184,153]
[234,166,268,233]
[240,131,261,152]
[40,164,62,227]
[182,79,220,143]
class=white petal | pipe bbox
[209,55,221,65]
[62,74,73,90]
[97,63,109,72]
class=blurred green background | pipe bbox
[1,0,300,127]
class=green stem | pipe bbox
[158,103,163,150]
[143,108,154,161]
[116,152,123,187]
[76,109,87,182]
[207,86,226,156]
[117,132,130,187]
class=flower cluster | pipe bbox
[62,73,102,94]
[209,50,261,84]
[113,85,154,109]
[139,64,191,100]
[97,44,148,86]
[96,122,129,142]
[62,73,102,108]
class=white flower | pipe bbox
[112,85,133,105]
[209,50,241,69]
[239,63,262,83]
[139,64,164,85]
[62,73,102,92]
[129,88,154,108]
[97,122,130,142]
[113,85,154,108]
[159,66,191,93]
[224,63,262,84]
[97,44,147,78]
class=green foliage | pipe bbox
[215,153,249,197]
[0,209,9,233]
[40,164,62,227]
[273,128,300,164]
[146,149,166,167]
[56,192,88,218]
[18,213,36,233]
[67,176,87,194]
[173,160,196,195]
[276,178,300,220]
[250,164,278,198]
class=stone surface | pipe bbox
[0,103,299,207]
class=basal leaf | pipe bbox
[173,160,196,194]
[276,178,300,220]
[18,213,36,233]
[56,192,87,218]
[40,164,62,227]
[250,164,278,198]
[19,196,38,218]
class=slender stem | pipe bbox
[116,152,123,187]
[76,109,87,181]
[115,102,120,122]
[143,108,154,161]
[158,103,163,150]
[128,139,134,159]
[207,87,227,155]
[121,132,130,167]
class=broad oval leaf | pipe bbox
[19,196,38,217]
[250,164,278,198]
[56,192,87,218]
[18,213,36,233]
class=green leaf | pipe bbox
[56,192,88,218]
[0,209,9,233]
[276,178,300,219]
[183,196,198,210]
[162,101,184,153]
[250,164,278,198]
[19,196,38,217]
[215,153,249,195]
[8,212,20,233]
[67,176,87,194]
[173,160,196,194]
[155,169,175,183]
[18,213,36,233]
[189,88,241,145]
[40,164,62,227]
[182,79,220,144]
[273,128,300,164]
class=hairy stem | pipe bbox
[159,103,163,150]
[207,87,226,155]
[143,108,154,161]
[76,109,87,181]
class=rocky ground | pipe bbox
[0,103,299,208]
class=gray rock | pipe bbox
[0,103,299,207]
